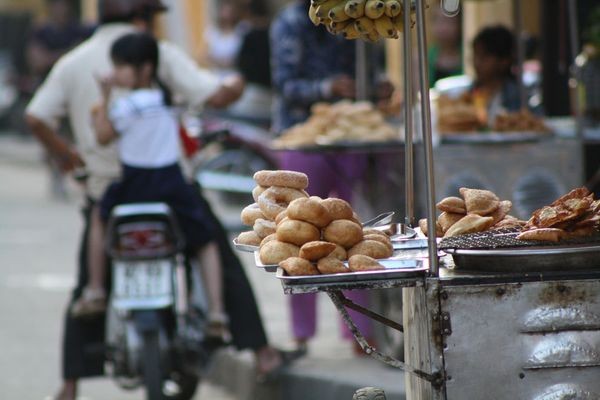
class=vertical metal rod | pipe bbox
[415,0,439,275]
[356,40,369,101]
[513,0,527,111]
[567,0,583,141]
[403,0,415,227]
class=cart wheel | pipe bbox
[353,387,387,400]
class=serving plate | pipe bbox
[275,259,428,285]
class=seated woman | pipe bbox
[470,25,522,125]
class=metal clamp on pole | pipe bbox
[327,291,442,385]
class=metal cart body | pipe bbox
[404,269,600,400]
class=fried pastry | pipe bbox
[279,257,320,276]
[436,196,467,214]
[438,211,465,233]
[489,200,513,225]
[316,256,349,274]
[348,255,385,271]
[516,228,565,242]
[419,218,443,237]
[443,215,495,238]
[459,187,500,216]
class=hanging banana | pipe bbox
[374,15,397,38]
[364,0,386,19]
[344,0,366,19]
[384,0,402,18]
[315,0,344,19]
[328,2,352,22]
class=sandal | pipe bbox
[256,347,306,383]
[70,287,106,318]
[205,312,232,346]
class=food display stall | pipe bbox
[235,0,600,399]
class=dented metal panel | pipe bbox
[438,280,600,399]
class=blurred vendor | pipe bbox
[471,25,522,124]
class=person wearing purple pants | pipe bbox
[280,150,372,350]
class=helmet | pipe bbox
[98,0,168,22]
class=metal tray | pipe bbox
[271,139,405,153]
[439,131,552,144]
[276,259,428,285]
[232,238,258,253]
[444,244,600,272]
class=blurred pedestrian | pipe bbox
[25,1,288,398]
[202,0,245,76]
[227,0,273,123]
[271,0,373,356]
[25,0,93,199]
[428,6,463,87]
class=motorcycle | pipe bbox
[104,202,213,400]
[181,112,277,210]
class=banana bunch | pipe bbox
[309,0,415,42]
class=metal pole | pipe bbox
[403,0,415,227]
[513,0,527,111]
[356,40,369,101]
[567,0,583,141]
[415,0,439,275]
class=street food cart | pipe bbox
[236,0,600,398]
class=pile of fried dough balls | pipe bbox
[420,187,526,238]
[237,170,394,275]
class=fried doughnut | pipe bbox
[279,257,319,276]
[254,170,309,190]
[287,198,332,228]
[320,198,353,220]
[236,231,261,246]
[241,203,266,226]
[330,244,348,261]
[299,241,337,261]
[258,186,308,220]
[323,219,363,249]
[348,240,392,259]
[317,256,349,274]
[252,186,268,202]
[253,218,276,239]
[348,255,385,271]
[259,240,300,265]
[363,234,394,253]
[260,233,277,247]
[275,209,288,225]
[276,219,321,246]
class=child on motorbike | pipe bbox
[71,32,230,342]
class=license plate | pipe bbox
[113,260,172,300]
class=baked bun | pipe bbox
[348,240,392,259]
[287,197,332,228]
[259,240,300,265]
[276,219,321,246]
[323,219,363,248]
[320,198,354,220]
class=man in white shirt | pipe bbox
[26,1,285,399]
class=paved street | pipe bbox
[0,137,354,399]
[0,152,233,399]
